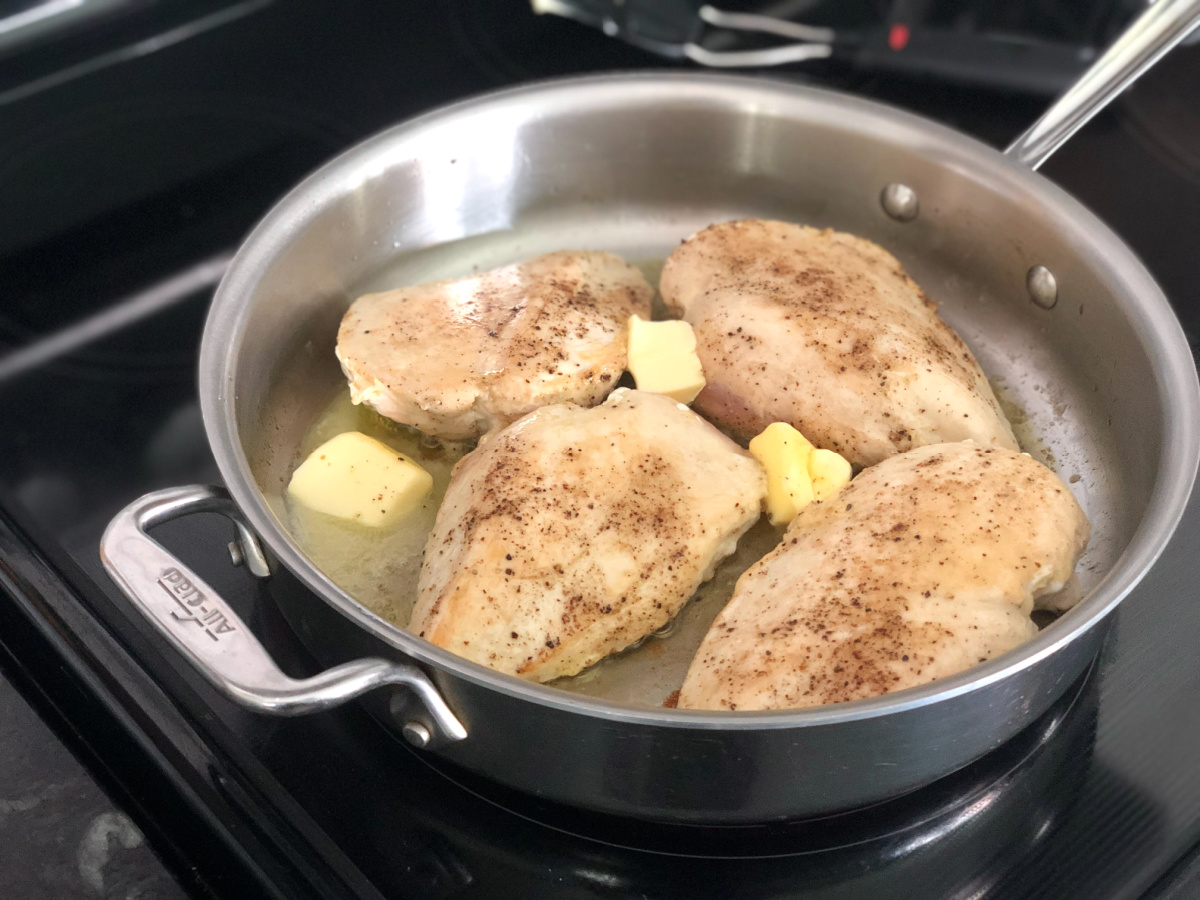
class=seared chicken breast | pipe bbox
[660,220,1019,467]
[337,251,652,440]
[411,389,766,682]
[678,442,1089,711]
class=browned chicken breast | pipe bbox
[678,442,1089,711]
[411,389,767,682]
[659,220,1019,467]
[337,251,652,440]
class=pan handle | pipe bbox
[99,485,467,749]
[1005,0,1200,169]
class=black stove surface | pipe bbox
[1,2,1199,898]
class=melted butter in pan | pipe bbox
[284,257,1059,710]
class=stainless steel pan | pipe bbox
[100,1,1200,823]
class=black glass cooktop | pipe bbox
[1,2,1200,898]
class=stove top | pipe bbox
[1,2,1199,898]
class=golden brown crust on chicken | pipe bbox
[678,442,1089,711]
[411,389,767,682]
[337,251,652,440]
[659,220,1018,466]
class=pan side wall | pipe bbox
[271,567,1108,822]
[199,75,1190,821]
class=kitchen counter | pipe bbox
[0,672,185,899]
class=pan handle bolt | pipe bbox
[881,183,919,222]
[1027,265,1058,309]
[402,721,432,748]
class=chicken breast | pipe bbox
[678,442,1089,711]
[337,251,652,440]
[411,389,767,682]
[660,220,1019,467]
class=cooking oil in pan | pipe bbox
[283,250,1065,711]
[284,255,766,708]
[285,396,468,630]
[286,385,784,708]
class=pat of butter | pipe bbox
[749,423,852,526]
[809,448,853,502]
[287,431,432,527]
[626,315,706,404]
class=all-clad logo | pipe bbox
[158,567,236,642]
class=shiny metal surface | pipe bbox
[0,0,135,57]
[1005,0,1200,169]
[99,486,467,747]
[880,182,920,222]
[683,40,833,68]
[1027,265,1060,310]
[697,5,836,45]
[401,721,432,749]
[169,71,1199,821]
[532,0,836,68]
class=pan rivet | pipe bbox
[402,721,432,748]
[1027,265,1058,309]
[227,541,244,567]
[881,183,919,222]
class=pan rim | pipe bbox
[201,70,1200,731]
